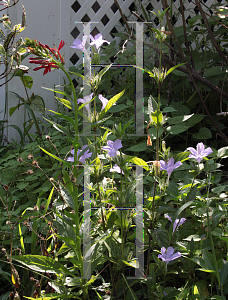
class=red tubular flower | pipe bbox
[28,40,65,75]
[30,58,59,75]
[57,40,65,64]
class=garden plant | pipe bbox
[2,0,228,299]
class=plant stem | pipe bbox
[206,171,224,297]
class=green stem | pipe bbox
[59,64,89,297]
[206,171,224,297]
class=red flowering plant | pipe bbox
[25,38,65,75]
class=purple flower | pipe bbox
[173,218,186,233]
[70,36,88,52]
[110,164,124,174]
[67,145,92,164]
[98,94,116,111]
[158,247,181,264]
[77,93,93,112]
[102,139,123,157]
[160,157,182,178]
[165,215,186,233]
[164,214,172,222]
[187,142,213,163]
[90,33,110,51]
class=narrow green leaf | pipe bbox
[44,187,54,214]
[38,146,71,167]
[19,223,25,253]
[176,201,195,216]
[166,63,186,76]
[9,255,73,276]
[43,117,73,139]
[24,294,76,300]
[122,273,139,300]
[42,87,73,101]
[48,110,75,127]
[55,96,72,109]
[98,90,125,121]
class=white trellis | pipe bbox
[3,0,226,142]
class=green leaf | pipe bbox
[63,169,74,197]
[44,187,54,214]
[192,127,212,139]
[217,146,228,158]
[166,125,189,135]
[166,63,186,76]
[98,90,125,121]
[151,228,169,248]
[68,66,84,78]
[122,273,139,300]
[59,184,74,209]
[55,234,77,253]
[42,87,73,101]
[125,142,147,152]
[21,75,33,89]
[30,95,45,113]
[9,255,73,276]
[43,117,73,139]
[221,260,228,284]
[19,223,25,253]
[176,201,196,216]
[204,66,226,78]
[17,182,29,190]
[38,146,71,167]
[0,44,6,56]
[151,110,163,126]
[122,260,139,268]
[6,124,23,145]
[125,155,149,171]
[202,250,216,272]
[174,151,190,162]
[55,96,72,109]
[166,114,194,124]
[162,107,177,113]
[48,110,74,127]
[24,294,76,300]
[9,103,24,116]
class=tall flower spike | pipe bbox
[187,142,213,163]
